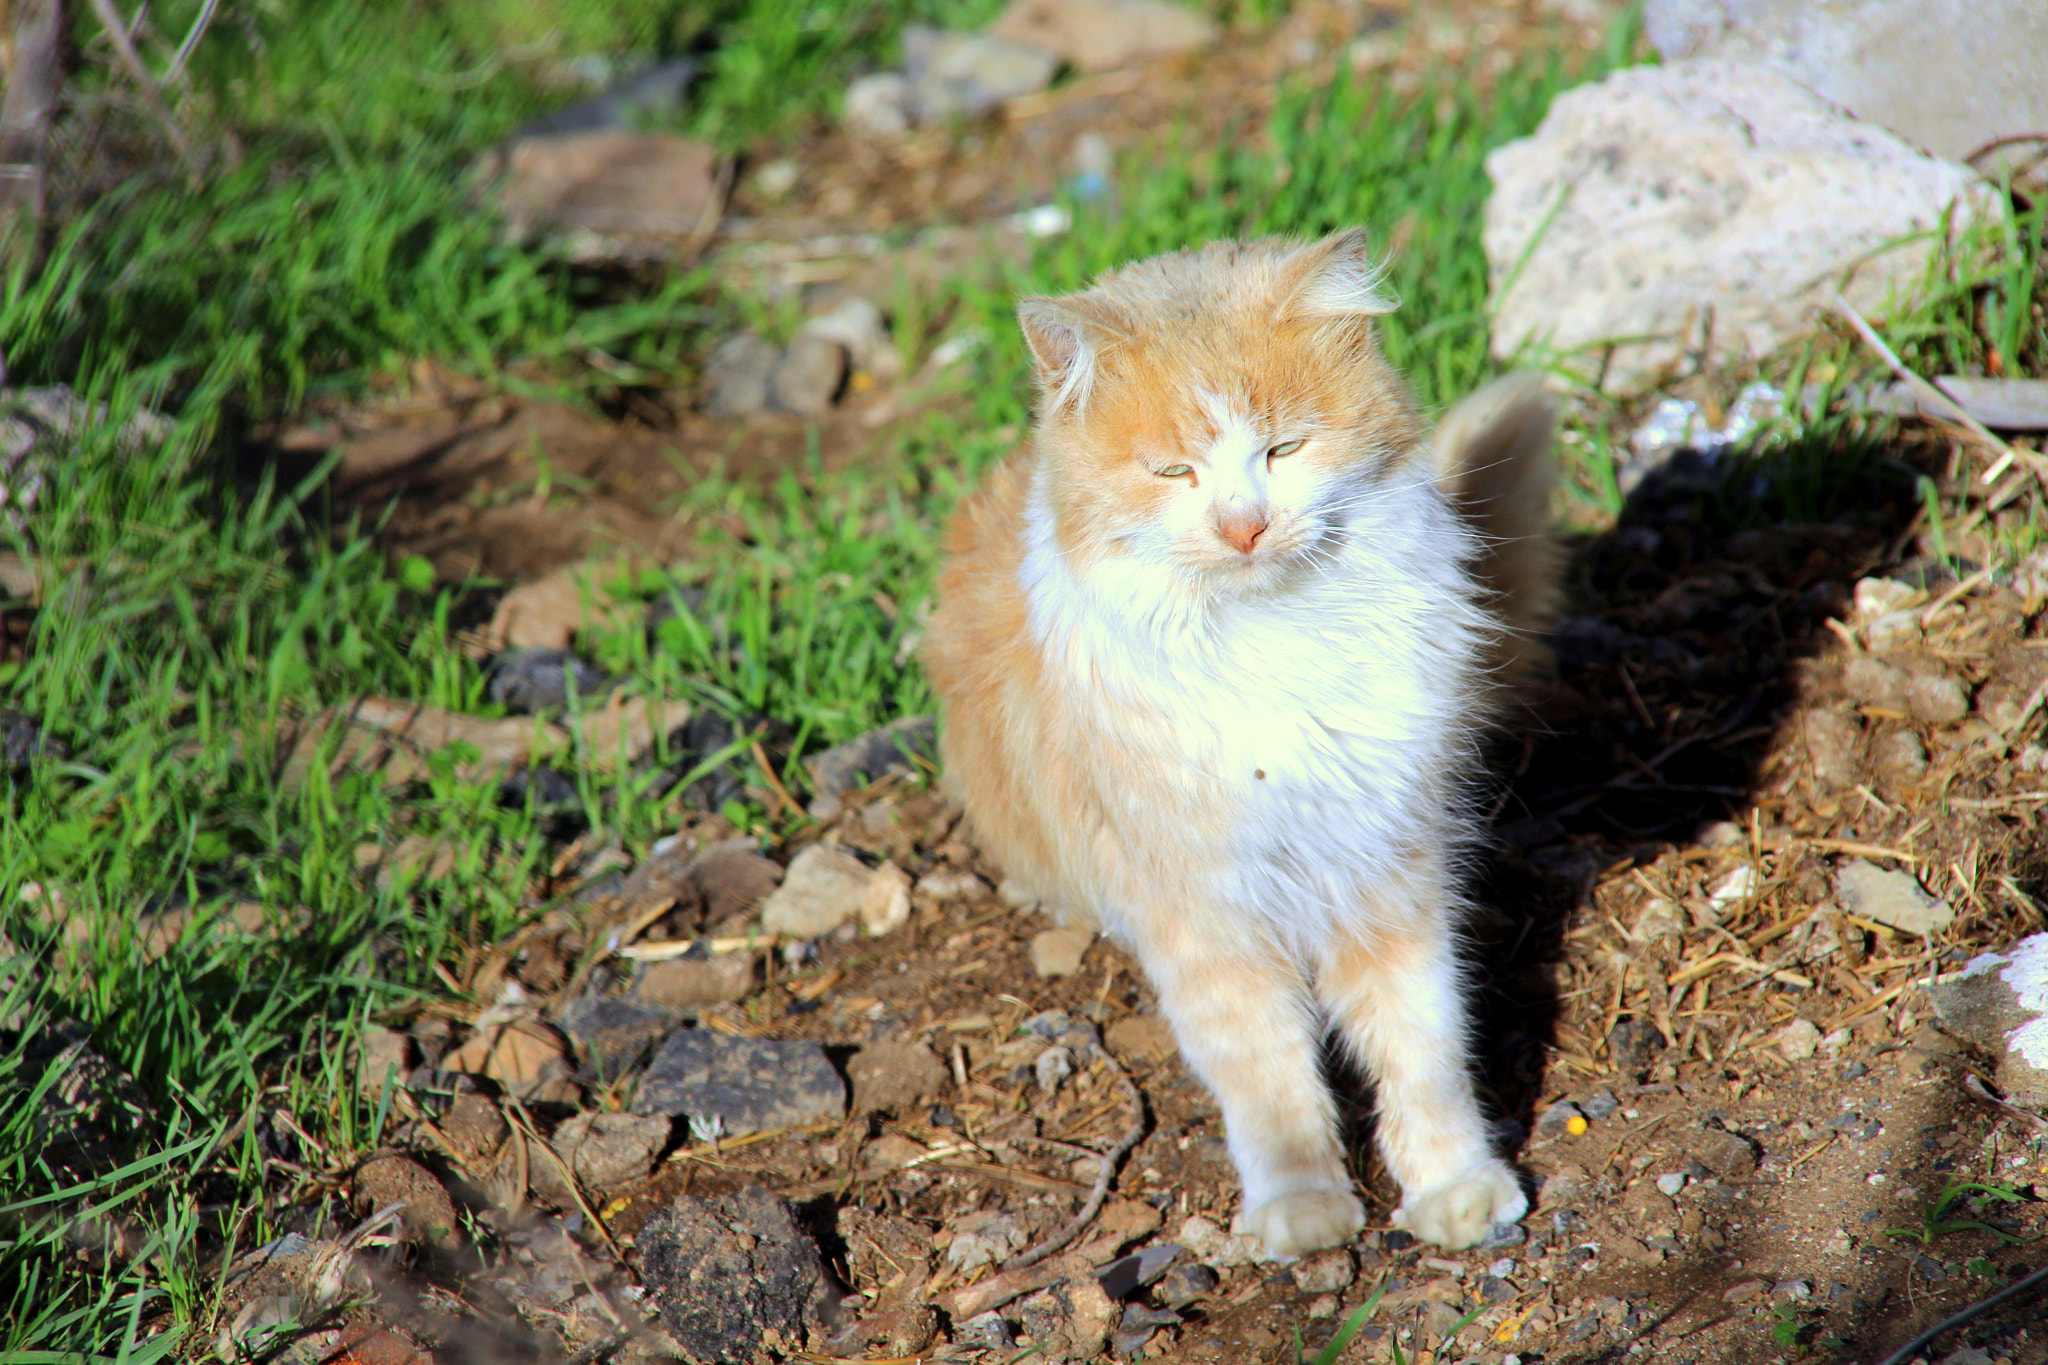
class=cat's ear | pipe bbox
[1280,228,1398,321]
[1017,295,1125,411]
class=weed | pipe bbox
[1885,1180,2040,1248]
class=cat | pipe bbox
[922,228,1557,1257]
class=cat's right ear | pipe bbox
[1017,296,1120,413]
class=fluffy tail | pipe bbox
[1431,372,1562,685]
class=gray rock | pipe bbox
[519,59,698,138]
[1580,1089,1620,1120]
[488,647,615,713]
[1112,1303,1182,1356]
[1903,671,1970,725]
[844,72,913,137]
[947,1210,1028,1271]
[558,993,678,1080]
[634,1030,847,1134]
[991,0,1219,72]
[1925,934,2048,1105]
[1871,729,1928,781]
[1156,1261,1219,1309]
[705,332,780,418]
[901,26,1059,122]
[1644,0,2048,171]
[1802,709,1864,787]
[760,844,873,939]
[1690,1128,1760,1178]
[804,715,938,797]
[1607,1018,1666,1077]
[1097,1244,1182,1299]
[639,1191,834,1360]
[1484,57,1985,389]
[768,334,848,416]
[490,130,723,253]
[1534,1099,1586,1137]
[802,297,904,383]
[1835,859,1954,936]
[633,952,756,1009]
[845,1039,949,1116]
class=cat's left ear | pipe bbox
[1279,228,1398,320]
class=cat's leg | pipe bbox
[1317,908,1527,1251]
[1131,917,1361,1258]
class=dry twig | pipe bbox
[999,1023,1147,1274]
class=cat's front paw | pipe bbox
[1391,1162,1528,1251]
[1244,1188,1366,1260]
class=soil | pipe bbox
[198,3,2048,1363]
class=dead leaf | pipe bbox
[443,1019,577,1103]
[483,561,636,653]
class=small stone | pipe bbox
[639,1191,833,1362]
[803,716,938,798]
[900,26,1060,120]
[1035,1044,1075,1091]
[704,332,780,418]
[558,993,678,1079]
[1656,1172,1688,1197]
[353,1152,457,1243]
[532,1111,670,1204]
[1291,1248,1355,1294]
[1707,865,1757,910]
[859,862,913,937]
[1305,1293,1339,1319]
[1032,925,1096,978]
[1156,1261,1220,1308]
[1774,1278,1812,1301]
[488,647,614,713]
[355,1026,415,1099]
[1097,1244,1182,1299]
[633,1030,846,1134]
[1835,859,1954,936]
[1802,709,1864,786]
[1776,1018,1824,1063]
[768,335,847,416]
[634,952,756,1010]
[1482,1222,1529,1248]
[1104,1015,1176,1063]
[991,0,1219,72]
[802,297,903,383]
[490,130,723,250]
[1581,1090,1621,1120]
[1535,1099,1586,1137]
[947,1210,1028,1271]
[1723,1277,1767,1303]
[846,1039,948,1116]
[1607,1018,1666,1076]
[442,1018,578,1104]
[1175,1214,1262,1268]
[439,1091,506,1168]
[915,869,989,901]
[1113,1302,1182,1354]
[1871,728,1928,780]
[760,845,872,939]
[1903,671,1970,725]
[1843,656,1907,710]
[955,1312,1017,1350]
[1690,1129,1760,1179]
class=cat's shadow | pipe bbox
[1338,428,1929,1189]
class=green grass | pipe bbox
[5,0,2046,1356]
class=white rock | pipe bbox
[1645,0,2048,170]
[1175,1214,1263,1268]
[1776,1018,1824,1063]
[802,297,904,383]
[760,845,872,939]
[1707,866,1756,911]
[859,861,913,937]
[844,72,912,137]
[1926,934,2048,1106]
[1484,57,1984,389]
[1835,859,1954,937]
[1655,1172,1688,1197]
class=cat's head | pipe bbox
[1017,230,1423,592]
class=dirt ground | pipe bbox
[216,4,2048,1362]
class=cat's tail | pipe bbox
[1430,372,1562,683]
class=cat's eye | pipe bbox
[1268,439,1305,459]
[1157,463,1194,479]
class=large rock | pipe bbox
[1484,57,1983,389]
[1925,935,2048,1105]
[760,844,873,939]
[992,0,1219,72]
[639,1191,834,1361]
[1645,0,2048,171]
[633,1030,846,1135]
[901,26,1059,122]
[490,130,723,261]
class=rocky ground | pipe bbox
[29,1,2048,1363]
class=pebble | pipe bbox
[1835,859,1955,936]
[859,861,913,937]
[1097,1244,1182,1299]
[1290,1248,1355,1294]
[768,334,848,416]
[1581,1089,1621,1120]
[947,1210,1028,1271]
[1535,1100,1586,1137]
[632,1030,846,1134]
[1776,1018,1824,1062]
[804,715,938,801]
[1690,1129,1759,1179]
[1175,1214,1263,1268]
[531,1111,669,1204]
[487,647,614,713]
[801,296,904,383]
[1656,1172,1689,1197]
[704,332,780,417]
[1156,1261,1220,1309]
[760,844,873,939]
[845,1039,948,1116]
[634,952,755,1010]
[558,993,678,1078]
[990,0,1220,72]
[900,26,1059,121]
[1482,1222,1529,1248]
[1903,671,1970,724]
[1031,925,1096,978]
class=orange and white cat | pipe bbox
[924,230,1557,1257]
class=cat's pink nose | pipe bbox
[1217,510,1269,555]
